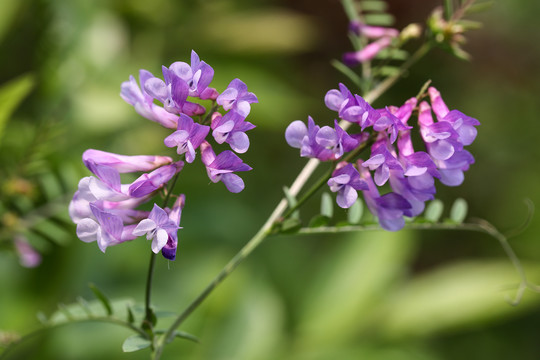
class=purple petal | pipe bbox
[221,173,245,193]
[285,120,308,148]
[336,185,358,208]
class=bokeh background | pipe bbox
[1,0,540,359]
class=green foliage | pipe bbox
[347,199,363,224]
[122,335,151,352]
[0,74,34,146]
[424,199,444,223]
[88,283,113,316]
[450,198,468,224]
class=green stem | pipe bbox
[142,173,181,335]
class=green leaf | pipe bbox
[464,1,493,15]
[374,48,409,60]
[308,215,331,228]
[89,283,113,316]
[36,311,48,325]
[283,186,300,220]
[127,306,135,324]
[280,218,302,234]
[359,0,388,12]
[363,13,394,26]
[331,60,364,91]
[374,66,400,77]
[122,335,151,352]
[173,331,200,343]
[341,0,360,22]
[0,74,35,146]
[379,261,540,339]
[155,330,200,344]
[320,192,333,218]
[347,199,363,225]
[444,0,454,20]
[450,198,468,224]
[424,199,444,223]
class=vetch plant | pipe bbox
[2,1,539,359]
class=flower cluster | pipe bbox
[285,84,479,231]
[69,51,257,259]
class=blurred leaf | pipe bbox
[283,186,300,220]
[0,0,23,43]
[379,261,540,338]
[363,14,394,26]
[464,1,493,15]
[360,0,388,12]
[375,48,409,60]
[199,9,319,53]
[280,218,302,234]
[48,298,135,324]
[321,192,334,218]
[331,60,364,91]
[154,330,200,344]
[347,199,363,224]
[374,66,401,77]
[450,198,468,224]
[122,335,151,352]
[297,231,417,347]
[457,19,483,30]
[308,214,331,228]
[89,283,113,316]
[341,0,360,22]
[424,199,444,223]
[0,74,35,146]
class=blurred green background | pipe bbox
[1,0,540,359]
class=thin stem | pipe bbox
[143,252,157,333]
[142,173,181,334]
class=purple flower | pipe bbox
[76,204,138,252]
[327,162,368,208]
[217,79,258,118]
[200,141,252,193]
[15,236,41,268]
[144,67,206,117]
[418,101,463,161]
[133,204,181,255]
[315,119,359,160]
[128,161,184,198]
[325,83,355,113]
[373,107,412,144]
[434,149,475,186]
[211,111,256,153]
[341,95,380,129]
[77,165,131,203]
[164,114,210,163]
[362,140,403,186]
[83,149,172,174]
[120,70,179,129]
[161,195,185,260]
[285,117,333,161]
[349,21,399,38]
[343,37,393,66]
[359,164,412,231]
[165,50,219,100]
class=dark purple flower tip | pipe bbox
[343,52,361,67]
